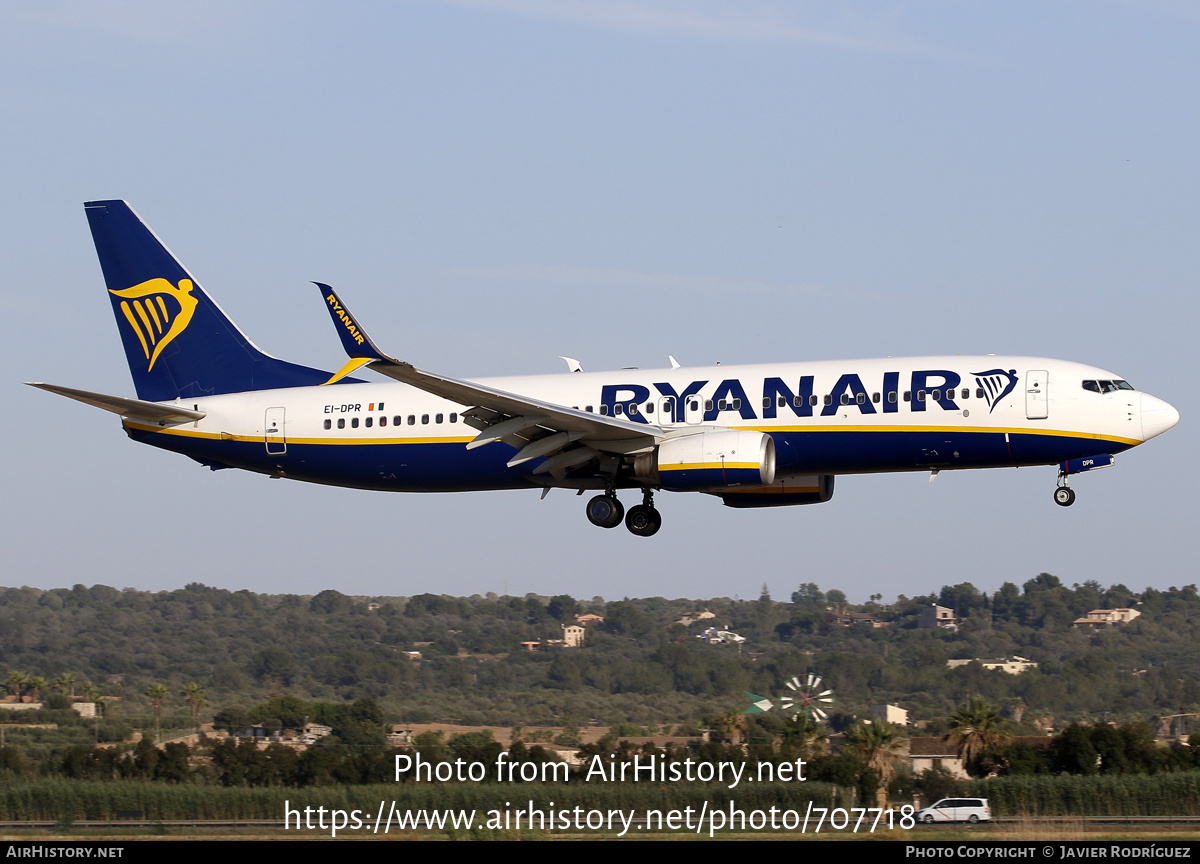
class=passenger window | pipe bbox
[917,390,926,401]
[645,403,653,414]
[337,418,345,429]
[872,392,880,403]
[779,397,786,408]
[793,396,803,407]
[379,416,387,427]
[904,391,911,402]
[628,403,638,415]
[365,417,373,428]
[763,397,772,409]
[393,416,401,426]
[614,404,624,415]
[408,415,415,425]
[976,388,984,399]
[856,393,866,404]
[718,399,727,410]
[351,417,360,428]
[888,392,896,403]
[824,395,832,406]
[690,400,699,411]
[324,419,331,430]
[840,393,849,405]
[436,413,444,423]
[705,400,713,411]
[733,399,741,410]
[809,395,818,406]
[600,405,609,415]
[586,406,593,413]
[961,388,969,399]
[450,413,458,423]
[421,414,429,424]
[931,389,940,401]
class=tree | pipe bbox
[53,673,77,699]
[25,676,47,702]
[843,721,906,807]
[181,682,207,726]
[945,697,1009,777]
[780,712,827,759]
[145,683,170,744]
[5,671,27,698]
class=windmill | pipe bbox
[745,674,834,721]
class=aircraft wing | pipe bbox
[315,284,661,469]
[27,382,206,424]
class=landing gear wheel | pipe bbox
[1053,486,1076,507]
[624,504,662,537]
[585,495,624,528]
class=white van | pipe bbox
[916,798,991,823]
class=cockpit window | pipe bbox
[1082,380,1101,393]
[1083,379,1133,393]
[1115,380,1134,390]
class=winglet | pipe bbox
[315,282,390,361]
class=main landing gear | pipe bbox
[1053,473,1076,507]
[585,488,662,536]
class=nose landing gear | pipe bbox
[1054,472,1076,507]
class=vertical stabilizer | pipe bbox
[85,200,334,401]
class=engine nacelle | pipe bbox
[719,474,835,508]
[636,429,776,491]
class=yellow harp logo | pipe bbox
[109,278,199,371]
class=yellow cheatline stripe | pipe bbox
[659,462,760,472]
[321,356,373,385]
[737,424,1141,447]
[122,421,474,446]
[119,302,150,358]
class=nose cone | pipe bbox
[1140,393,1180,442]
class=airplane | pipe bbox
[29,200,1179,537]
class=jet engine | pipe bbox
[719,474,835,508]
[634,429,775,491]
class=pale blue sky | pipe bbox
[2,1,1195,602]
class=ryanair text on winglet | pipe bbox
[326,293,366,345]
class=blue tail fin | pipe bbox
[86,200,335,402]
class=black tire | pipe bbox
[923,814,935,824]
[1053,487,1076,507]
[968,814,979,824]
[625,504,662,537]
[586,495,624,528]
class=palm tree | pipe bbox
[180,683,207,727]
[843,721,907,807]
[780,712,827,759]
[53,673,77,700]
[945,697,1010,777]
[5,671,28,699]
[145,683,170,744]
[25,677,48,703]
[715,708,748,746]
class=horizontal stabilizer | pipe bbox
[27,383,206,423]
